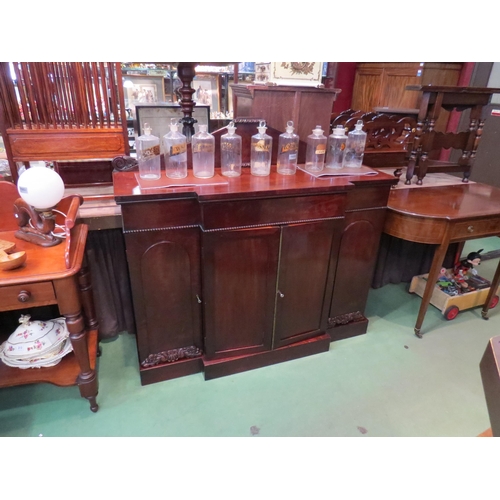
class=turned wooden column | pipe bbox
[54,276,99,412]
[177,62,198,141]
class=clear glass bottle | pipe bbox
[250,120,272,176]
[136,123,161,179]
[192,124,215,178]
[325,125,347,170]
[163,118,187,179]
[344,120,367,168]
[305,125,327,172]
[220,121,242,177]
[277,120,299,175]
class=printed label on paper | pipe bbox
[170,143,187,156]
[221,142,241,154]
[143,145,160,158]
[254,140,270,152]
[193,143,214,154]
[280,142,298,154]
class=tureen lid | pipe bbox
[1,315,69,359]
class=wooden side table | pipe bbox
[384,182,500,337]
[0,223,99,411]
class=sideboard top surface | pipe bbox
[113,167,396,204]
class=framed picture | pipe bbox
[123,75,166,116]
[269,62,324,87]
[135,104,211,140]
[254,62,271,85]
[192,74,220,114]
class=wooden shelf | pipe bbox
[0,329,98,388]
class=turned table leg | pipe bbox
[414,240,450,338]
[77,256,99,331]
[54,276,99,412]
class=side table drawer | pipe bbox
[0,281,57,311]
[451,217,500,240]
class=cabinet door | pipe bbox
[273,220,339,349]
[329,209,387,320]
[202,226,281,359]
[124,227,202,364]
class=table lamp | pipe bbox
[14,166,66,247]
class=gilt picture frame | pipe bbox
[269,62,324,87]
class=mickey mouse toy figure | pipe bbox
[453,249,483,291]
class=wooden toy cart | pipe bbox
[408,272,500,321]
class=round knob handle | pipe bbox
[17,290,31,302]
[277,290,285,298]
[467,225,474,233]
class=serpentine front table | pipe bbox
[383,182,500,337]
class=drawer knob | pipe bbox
[467,225,474,233]
[17,290,31,302]
[277,290,285,298]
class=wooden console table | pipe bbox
[0,223,99,411]
[383,182,500,337]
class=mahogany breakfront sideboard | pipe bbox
[113,167,397,385]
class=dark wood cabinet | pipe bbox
[120,199,204,385]
[114,167,396,384]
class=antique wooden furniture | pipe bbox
[331,110,416,171]
[404,85,500,185]
[113,158,396,384]
[480,335,500,437]
[351,63,463,113]
[0,181,99,411]
[230,84,341,144]
[383,182,500,337]
[0,62,129,184]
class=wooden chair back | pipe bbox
[0,62,129,184]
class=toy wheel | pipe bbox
[489,295,499,309]
[444,305,460,320]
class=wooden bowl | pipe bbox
[0,250,27,271]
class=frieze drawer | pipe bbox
[201,194,347,230]
[451,217,500,240]
[0,281,57,311]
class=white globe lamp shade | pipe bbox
[17,167,65,210]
